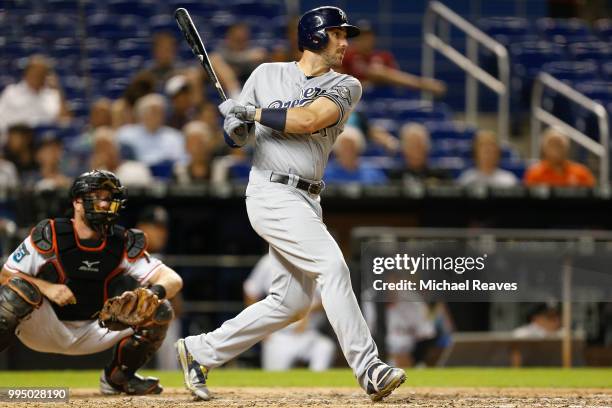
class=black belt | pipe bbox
[269,173,325,195]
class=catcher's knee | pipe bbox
[0,277,42,351]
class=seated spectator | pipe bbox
[458,130,519,188]
[514,303,561,338]
[524,127,595,187]
[90,127,153,187]
[388,123,452,185]
[116,94,187,166]
[324,127,388,185]
[346,111,399,154]
[73,98,113,150]
[215,23,268,84]
[0,55,70,131]
[31,133,71,190]
[173,121,215,184]
[341,22,446,96]
[111,71,156,128]
[165,75,197,130]
[3,124,37,179]
[0,157,18,190]
[146,32,182,87]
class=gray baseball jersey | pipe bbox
[239,62,362,181]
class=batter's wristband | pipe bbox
[149,284,166,299]
[259,108,287,131]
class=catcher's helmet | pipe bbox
[70,169,126,234]
[298,6,360,52]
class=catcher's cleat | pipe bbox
[175,338,211,400]
[99,371,163,395]
[365,362,406,402]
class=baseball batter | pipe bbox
[176,6,406,402]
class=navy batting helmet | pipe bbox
[298,6,360,52]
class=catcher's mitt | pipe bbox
[98,287,160,330]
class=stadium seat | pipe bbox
[542,60,599,83]
[537,18,592,44]
[229,0,283,19]
[478,17,530,42]
[107,0,155,18]
[167,0,221,18]
[594,19,612,41]
[568,41,612,62]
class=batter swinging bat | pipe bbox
[174,8,227,101]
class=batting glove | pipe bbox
[223,113,252,148]
[219,99,256,122]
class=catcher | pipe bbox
[0,170,183,395]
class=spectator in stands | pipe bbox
[345,111,399,154]
[196,102,224,143]
[341,22,446,96]
[3,124,37,179]
[524,127,596,188]
[116,94,187,166]
[173,121,215,184]
[324,127,388,184]
[244,254,336,371]
[271,16,302,62]
[111,71,156,128]
[31,133,71,190]
[0,55,70,132]
[215,23,268,84]
[513,303,561,338]
[165,75,196,130]
[147,32,181,86]
[388,123,452,185]
[74,98,113,149]
[458,130,519,188]
[89,127,153,187]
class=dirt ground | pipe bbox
[6,387,612,408]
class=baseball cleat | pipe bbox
[365,362,406,402]
[175,338,211,400]
[99,371,163,395]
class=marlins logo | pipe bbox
[12,243,30,263]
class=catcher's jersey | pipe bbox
[239,62,362,181]
[5,237,162,285]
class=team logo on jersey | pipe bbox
[332,85,351,105]
[79,260,100,272]
[12,243,29,263]
[268,87,328,109]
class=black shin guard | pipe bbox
[105,300,173,385]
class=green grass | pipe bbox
[0,368,611,389]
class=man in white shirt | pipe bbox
[116,94,187,166]
[0,55,64,132]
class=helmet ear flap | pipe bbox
[308,28,328,51]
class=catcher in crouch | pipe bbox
[0,169,183,395]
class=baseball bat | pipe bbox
[174,7,227,101]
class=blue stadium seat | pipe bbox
[103,78,130,99]
[229,0,283,19]
[88,14,124,40]
[542,60,599,83]
[149,160,175,180]
[108,0,155,18]
[501,159,526,179]
[569,41,612,62]
[150,15,177,34]
[426,121,476,141]
[167,0,220,18]
[116,39,150,60]
[575,81,612,104]
[478,17,530,40]
[537,18,591,42]
[602,62,612,80]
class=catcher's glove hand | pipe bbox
[98,287,161,330]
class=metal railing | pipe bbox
[422,1,510,141]
[531,72,610,188]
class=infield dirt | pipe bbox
[5,387,612,408]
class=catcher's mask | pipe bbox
[70,170,126,235]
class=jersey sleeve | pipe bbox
[320,76,362,126]
[122,252,164,285]
[4,237,46,277]
[239,63,265,107]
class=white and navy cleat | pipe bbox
[175,338,212,401]
[365,362,406,402]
